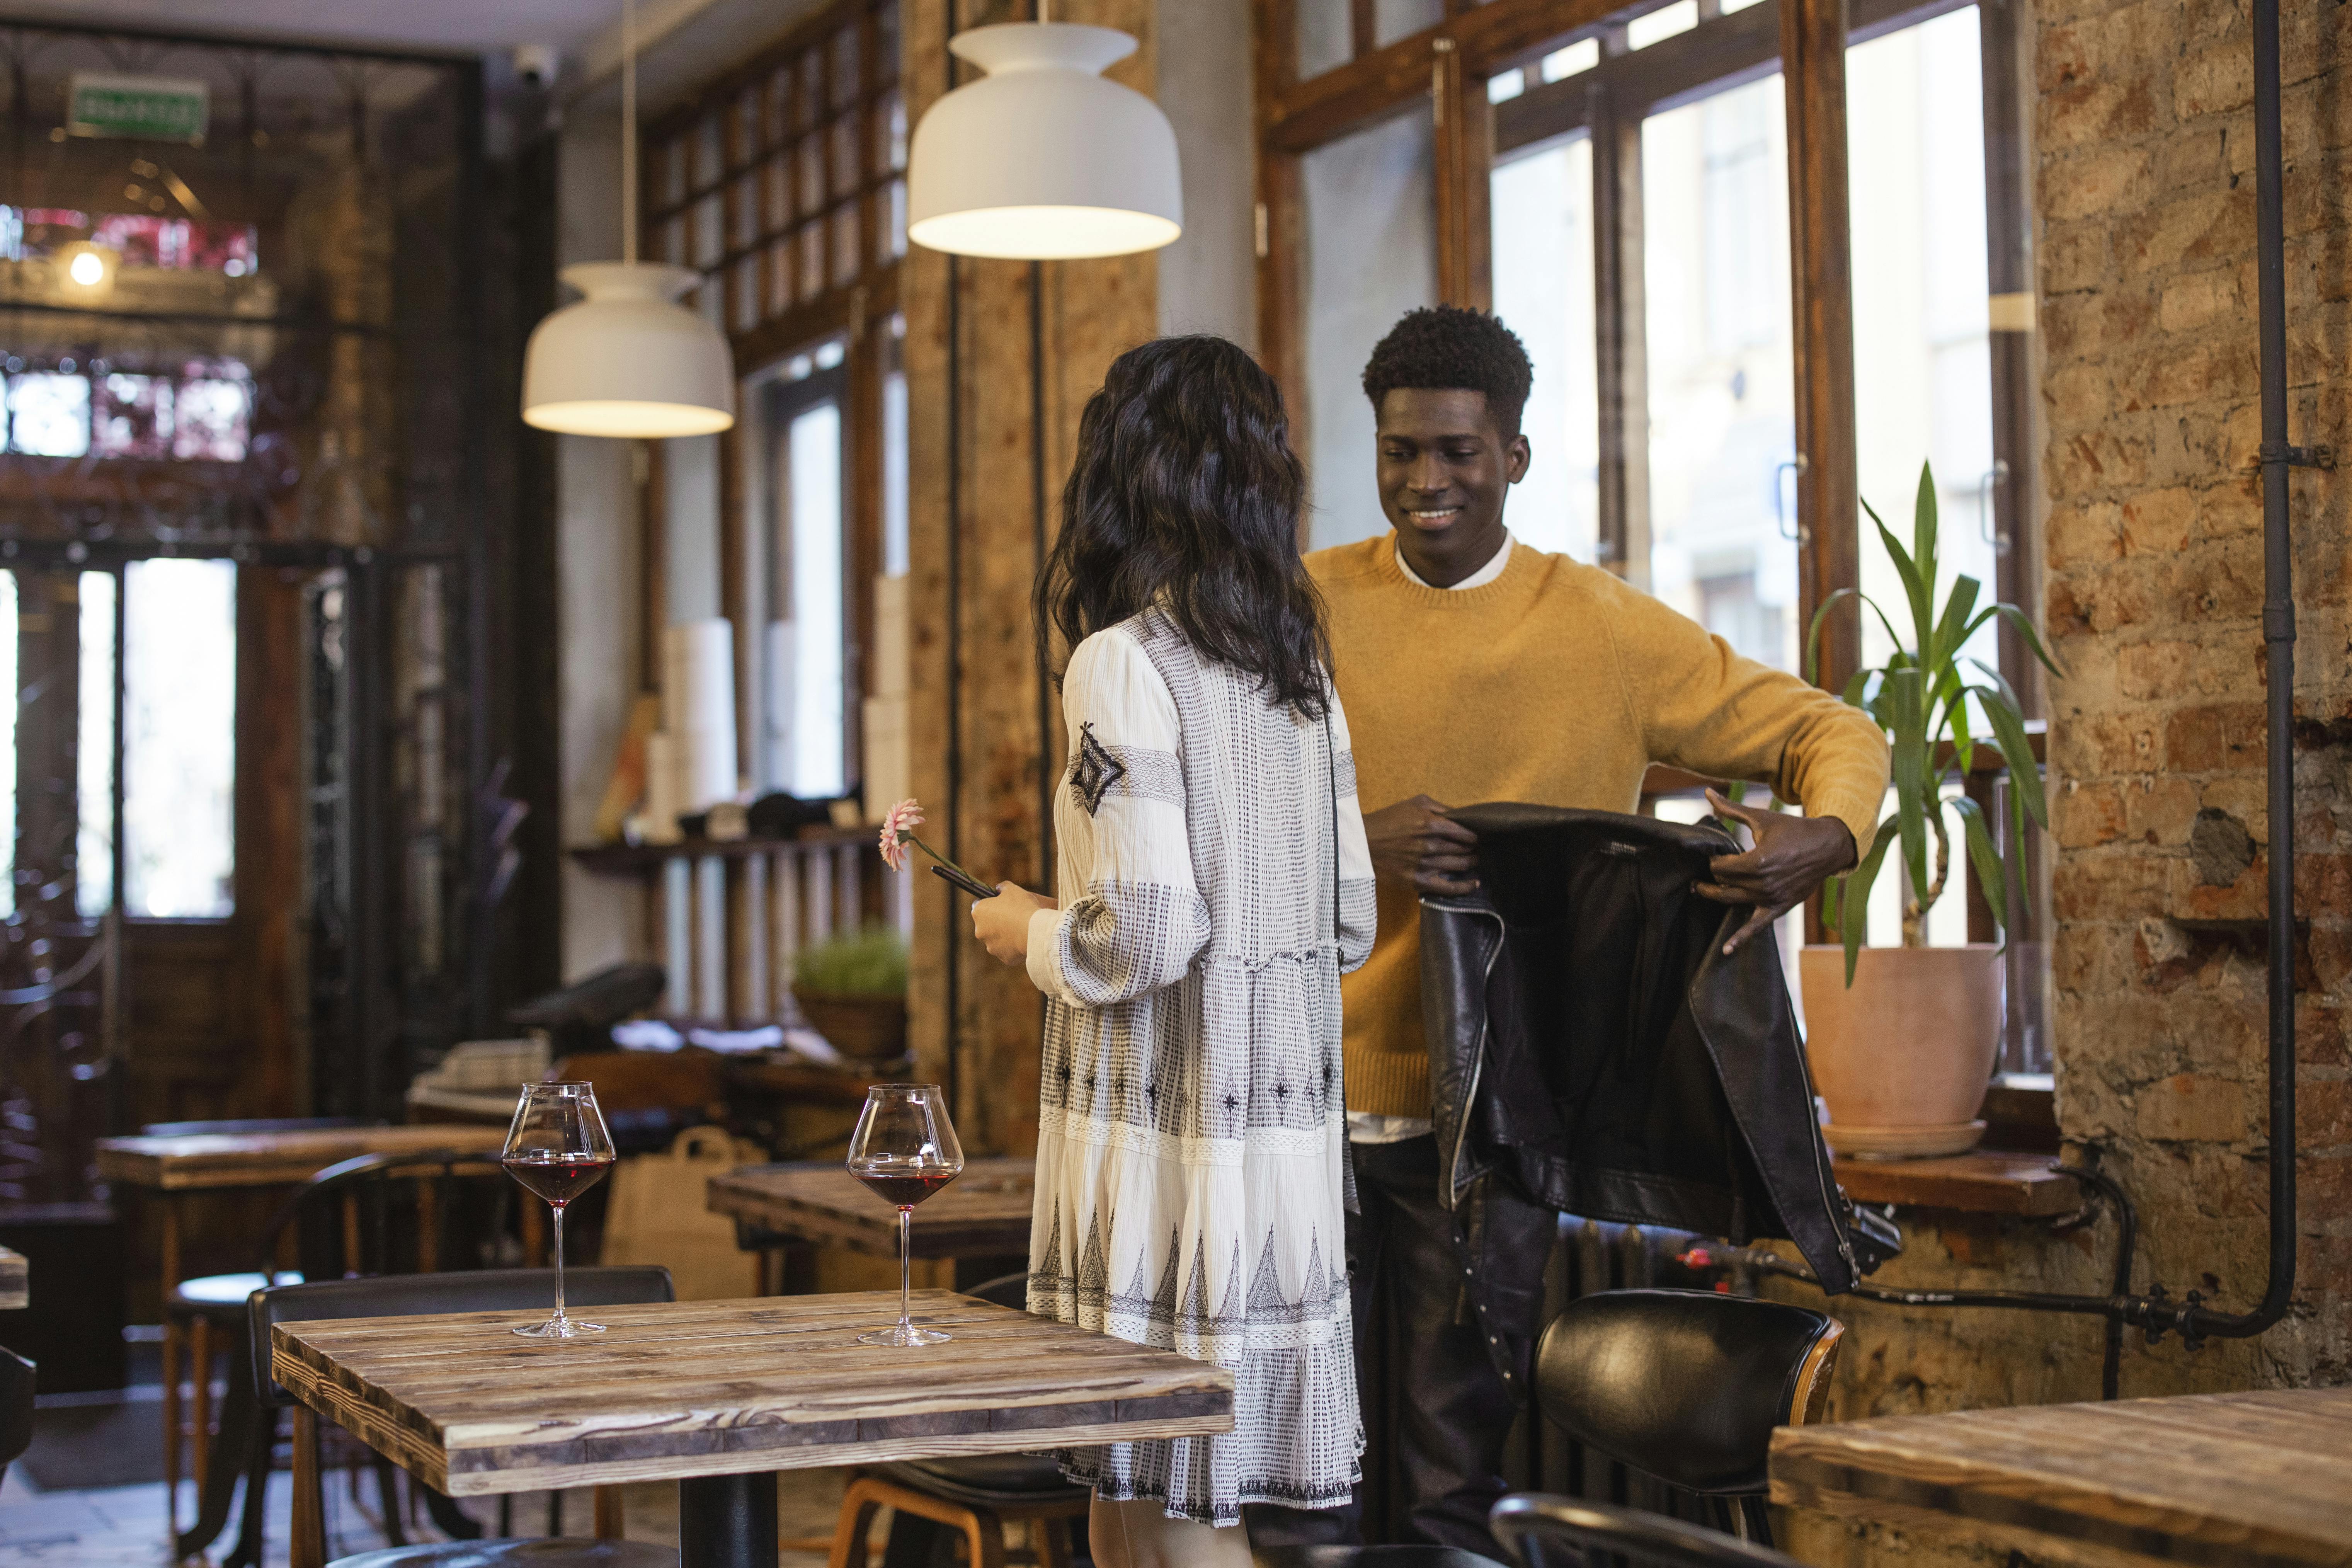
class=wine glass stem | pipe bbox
[897,1206,912,1330]
[552,1203,568,1321]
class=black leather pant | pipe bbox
[1246,1134,1521,1557]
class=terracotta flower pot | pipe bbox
[791,988,909,1064]
[1798,944,2002,1158]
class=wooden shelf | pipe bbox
[1831,1149,2083,1217]
[569,825,876,876]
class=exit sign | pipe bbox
[66,73,209,145]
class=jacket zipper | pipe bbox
[1789,1025,1858,1276]
[1445,904,1507,1209]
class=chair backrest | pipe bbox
[140,1117,365,1138]
[249,1265,676,1408]
[0,1345,32,1469]
[1490,1495,1807,1568]
[965,1272,1028,1311]
[1532,1289,1842,1496]
[252,1146,505,1283]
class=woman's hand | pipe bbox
[972,884,1056,965]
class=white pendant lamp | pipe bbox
[907,11,1181,261]
[522,0,734,437]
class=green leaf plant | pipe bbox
[1806,461,2062,984]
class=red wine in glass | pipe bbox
[851,1167,959,1209]
[502,1082,618,1338]
[847,1084,965,1347]
[502,1154,616,1208]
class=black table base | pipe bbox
[678,1471,779,1568]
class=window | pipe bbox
[1300,106,1436,548]
[77,571,114,918]
[1256,0,2048,1062]
[1490,136,1600,562]
[8,356,253,462]
[1645,75,1799,671]
[123,559,235,918]
[643,0,904,346]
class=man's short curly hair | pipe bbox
[1360,305,1533,436]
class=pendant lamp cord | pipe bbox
[621,0,638,265]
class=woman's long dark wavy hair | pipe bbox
[1036,335,1330,718]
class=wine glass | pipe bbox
[846,1084,965,1347]
[502,1082,618,1338]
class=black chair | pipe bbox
[0,1343,32,1492]
[1530,1288,1843,1546]
[1489,1495,1806,1568]
[1255,1288,1840,1568]
[175,1148,507,1567]
[252,1267,681,1568]
[825,1273,1092,1568]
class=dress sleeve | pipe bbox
[1327,689,1377,974]
[1023,628,1212,1007]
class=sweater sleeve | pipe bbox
[1023,628,1212,1008]
[1613,588,1890,852]
[1327,689,1377,974]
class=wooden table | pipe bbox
[1771,1386,2352,1568]
[0,1246,25,1311]
[708,1156,1034,1258]
[96,1124,506,1285]
[272,1290,1232,1568]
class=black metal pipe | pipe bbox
[2194,0,2299,1345]
[677,1471,779,1568]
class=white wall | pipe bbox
[555,109,648,982]
[1156,0,1256,349]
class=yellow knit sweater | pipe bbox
[1304,534,1891,1118]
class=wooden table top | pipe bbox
[1771,1386,2352,1568]
[707,1156,1034,1258]
[272,1290,1231,1496]
[0,1246,25,1311]
[95,1124,507,1191]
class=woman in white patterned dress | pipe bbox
[970,336,1376,1568]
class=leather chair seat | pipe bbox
[878,1453,1078,1505]
[1253,1547,1509,1568]
[172,1270,302,1316]
[325,1539,678,1568]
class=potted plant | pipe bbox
[1798,461,2059,1158]
[792,926,910,1064]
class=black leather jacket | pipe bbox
[1417,804,1894,1395]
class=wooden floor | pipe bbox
[0,1464,852,1568]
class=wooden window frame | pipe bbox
[1254,0,2049,1063]
[640,0,905,804]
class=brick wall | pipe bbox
[1784,1,2349,1559]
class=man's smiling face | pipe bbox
[1375,386,1530,587]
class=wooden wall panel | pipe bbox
[903,0,1159,1157]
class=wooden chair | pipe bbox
[0,1343,32,1489]
[825,1275,1089,1568]
[250,1268,679,1568]
[169,1147,505,1566]
[146,1113,361,1525]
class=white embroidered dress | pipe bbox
[1021,608,1377,1525]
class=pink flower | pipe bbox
[879,798,925,872]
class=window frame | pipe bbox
[1252,0,2049,1065]
[641,0,902,805]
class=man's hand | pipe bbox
[971,884,1056,966]
[1692,788,1858,955]
[1363,795,1481,896]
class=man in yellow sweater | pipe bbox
[1292,307,1888,1552]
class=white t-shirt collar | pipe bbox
[1395,530,1512,590]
